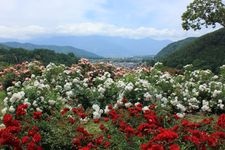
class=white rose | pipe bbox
[92,104,100,111]
[9,106,15,113]
[125,102,132,108]
[1,107,7,115]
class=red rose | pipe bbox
[169,144,180,150]
[33,133,41,143]
[104,141,111,148]
[3,114,13,127]
[217,114,225,128]
[33,111,42,120]
[207,136,218,147]
[94,136,104,145]
[72,137,81,146]
[79,146,90,150]
[22,136,30,144]
[153,130,178,142]
[150,144,164,150]
[37,146,43,150]
[28,126,39,136]
[27,142,36,150]
[16,104,28,116]
[68,117,75,124]
[103,117,109,122]
[61,108,70,115]
[93,119,100,123]
[99,124,106,131]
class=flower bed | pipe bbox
[0,102,225,149]
[0,59,225,149]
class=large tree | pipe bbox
[182,0,225,30]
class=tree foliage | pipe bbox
[0,48,78,66]
[157,28,225,73]
[182,0,225,30]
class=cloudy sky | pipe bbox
[0,0,221,41]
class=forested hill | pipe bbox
[1,42,101,59]
[155,37,197,58]
[157,28,225,72]
[0,47,79,66]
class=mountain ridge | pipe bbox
[157,28,225,72]
[155,37,197,58]
[1,42,101,58]
[27,35,172,57]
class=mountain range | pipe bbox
[1,42,100,58]
[26,36,171,57]
[0,36,171,58]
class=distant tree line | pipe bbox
[0,47,79,67]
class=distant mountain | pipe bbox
[157,28,225,72]
[1,42,101,58]
[27,36,172,57]
[155,37,197,58]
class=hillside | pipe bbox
[158,28,225,72]
[0,47,78,66]
[1,42,101,58]
[155,37,196,58]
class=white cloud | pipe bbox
[56,23,176,39]
[0,23,219,40]
[0,0,220,41]
[0,25,47,39]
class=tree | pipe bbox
[182,0,225,30]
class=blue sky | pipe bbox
[0,0,221,41]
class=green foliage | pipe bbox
[0,91,6,112]
[0,72,16,89]
[107,123,142,150]
[155,37,196,59]
[44,63,65,83]
[29,114,78,150]
[0,91,6,100]
[0,62,10,71]
[158,28,225,73]
[182,0,225,30]
[0,47,78,66]
[2,42,101,59]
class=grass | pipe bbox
[0,90,6,116]
[84,120,111,135]
[185,113,218,122]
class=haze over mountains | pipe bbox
[0,36,171,58]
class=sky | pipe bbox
[0,0,221,41]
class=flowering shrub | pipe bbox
[0,59,225,149]
[0,100,225,149]
[2,60,225,117]
[0,61,43,90]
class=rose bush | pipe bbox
[0,100,225,149]
[0,59,225,149]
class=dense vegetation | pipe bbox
[0,60,225,149]
[156,28,225,72]
[0,47,79,67]
[182,0,225,30]
[155,37,196,59]
[2,42,101,59]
